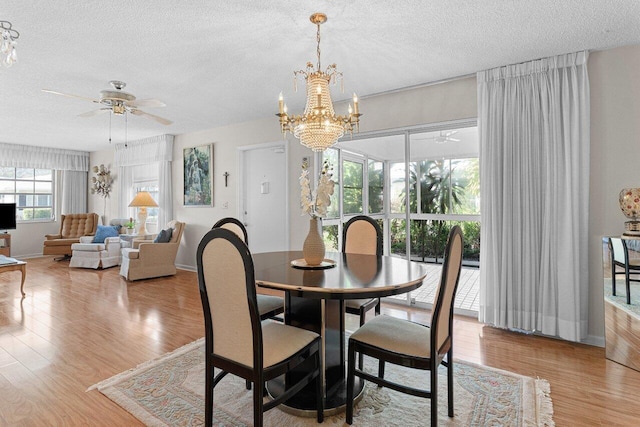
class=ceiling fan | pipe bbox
[42,80,173,125]
[413,130,460,144]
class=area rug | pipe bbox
[604,279,640,318]
[90,338,554,426]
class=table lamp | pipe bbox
[619,188,640,236]
[128,191,158,235]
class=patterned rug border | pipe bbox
[89,337,554,426]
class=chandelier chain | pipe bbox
[316,22,321,72]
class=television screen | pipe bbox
[0,203,17,231]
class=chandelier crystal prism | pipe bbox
[277,13,361,152]
[0,20,19,68]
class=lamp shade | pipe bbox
[129,191,158,208]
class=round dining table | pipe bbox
[253,250,428,415]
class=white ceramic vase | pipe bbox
[303,216,325,266]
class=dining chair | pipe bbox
[608,237,640,304]
[345,225,464,427]
[197,228,324,427]
[213,217,284,321]
[342,215,383,368]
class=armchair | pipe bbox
[69,235,122,269]
[43,213,99,259]
[119,220,185,281]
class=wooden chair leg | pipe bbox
[375,298,381,316]
[346,344,356,425]
[205,358,213,427]
[431,364,438,427]
[246,379,251,390]
[611,263,617,295]
[447,351,454,417]
[253,379,264,427]
[378,360,385,381]
[626,268,631,304]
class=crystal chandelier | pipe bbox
[0,21,19,67]
[277,13,361,152]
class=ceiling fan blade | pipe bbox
[126,98,166,108]
[42,89,99,103]
[130,109,173,125]
[449,138,460,142]
[78,108,110,118]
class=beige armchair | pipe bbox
[43,213,99,259]
[119,220,185,281]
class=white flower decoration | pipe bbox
[300,160,335,218]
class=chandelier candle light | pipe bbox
[277,13,361,152]
[0,20,19,67]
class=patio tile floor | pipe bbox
[387,263,480,313]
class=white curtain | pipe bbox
[0,143,89,171]
[477,51,590,342]
[114,134,174,227]
[60,171,88,214]
[0,143,89,216]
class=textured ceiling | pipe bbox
[1,0,640,152]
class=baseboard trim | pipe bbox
[581,335,605,348]
[176,264,196,272]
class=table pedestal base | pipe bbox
[267,376,365,417]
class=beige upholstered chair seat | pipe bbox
[261,322,318,368]
[345,298,375,310]
[257,295,284,318]
[349,315,431,359]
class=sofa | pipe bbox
[43,213,99,258]
[119,220,185,281]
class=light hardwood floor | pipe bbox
[0,256,638,426]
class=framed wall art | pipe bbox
[183,144,213,206]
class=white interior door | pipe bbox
[240,144,288,253]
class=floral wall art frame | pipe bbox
[183,144,213,206]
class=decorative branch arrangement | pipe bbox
[300,160,335,218]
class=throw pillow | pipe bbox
[93,225,120,243]
[153,228,173,243]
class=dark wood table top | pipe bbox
[253,250,427,300]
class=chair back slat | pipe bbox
[431,226,464,353]
[213,217,248,244]
[610,238,626,264]
[343,216,382,256]
[198,229,260,368]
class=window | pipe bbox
[135,182,159,232]
[0,167,54,221]
[342,159,364,215]
[368,159,384,214]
